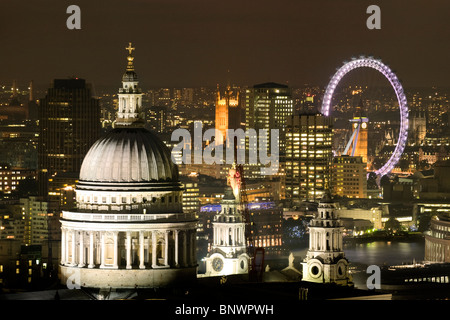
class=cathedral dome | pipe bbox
[79,127,178,184]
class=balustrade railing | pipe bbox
[62,210,196,222]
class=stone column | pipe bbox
[88,231,94,268]
[315,230,318,250]
[336,229,339,250]
[139,231,145,269]
[126,232,132,269]
[100,232,105,268]
[71,231,76,266]
[65,230,70,264]
[174,230,179,267]
[190,230,196,266]
[336,231,339,250]
[164,230,169,266]
[78,232,85,267]
[323,230,327,251]
[183,230,187,267]
[113,232,118,269]
[216,226,220,245]
[61,228,66,265]
[152,231,157,267]
[330,230,334,251]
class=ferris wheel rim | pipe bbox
[321,56,409,178]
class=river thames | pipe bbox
[290,237,426,267]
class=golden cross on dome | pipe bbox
[126,42,135,55]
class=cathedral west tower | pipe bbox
[301,192,351,285]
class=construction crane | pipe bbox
[233,163,264,282]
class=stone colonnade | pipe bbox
[213,224,245,247]
[309,228,343,252]
[60,227,196,269]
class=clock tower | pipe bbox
[204,186,249,276]
[301,192,351,285]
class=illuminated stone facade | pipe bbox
[301,193,351,285]
[215,85,240,145]
[204,186,249,276]
[424,214,450,263]
[59,44,197,290]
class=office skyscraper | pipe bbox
[243,83,293,178]
[38,78,100,205]
[285,113,333,205]
[332,155,367,199]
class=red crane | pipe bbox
[234,164,264,282]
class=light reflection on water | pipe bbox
[343,239,425,266]
[290,239,425,267]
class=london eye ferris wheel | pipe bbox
[321,56,409,179]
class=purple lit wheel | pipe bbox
[321,56,409,178]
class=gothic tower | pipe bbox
[301,192,351,285]
[215,84,240,145]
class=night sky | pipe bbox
[0,0,449,89]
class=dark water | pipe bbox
[343,239,425,266]
[288,238,425,267]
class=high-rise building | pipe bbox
[0,164,35,194]
[285,113,333,205]
[179,178,200,214]
[38,78,100,205]
[19,197,49,246]
[244,82,293,152]
[243,82,293,179]
[247,201,283,255]
[332,155,367,199]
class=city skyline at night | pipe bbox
[0,0,449,307]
